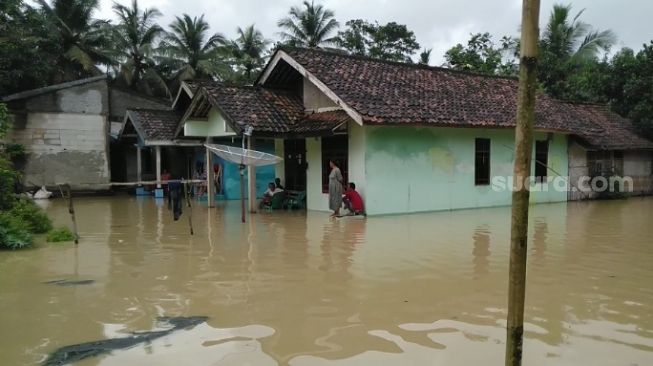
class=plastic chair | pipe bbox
[287,191,306,209]
[266,192,286,211]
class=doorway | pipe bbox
[284,139,307,191]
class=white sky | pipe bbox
[91,0,653,65]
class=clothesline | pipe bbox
[53,179,207,187]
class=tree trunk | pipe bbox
[505,1,540,366]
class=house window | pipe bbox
[321,135,348,193]
[587,150,610,177]
[475,138,491,185]
[535,140,549,182]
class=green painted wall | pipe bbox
[364,126,569,215]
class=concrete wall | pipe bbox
[624,150,653,195]
[364,126,569,216]
[567,140,596,200]
[21,80,109,114]
[303,78,336,111]
[9,112,110,189]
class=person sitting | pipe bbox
[275,177,284,190]
[343,182,365,216]
[260,182,284,208]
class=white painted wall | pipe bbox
[303,78,337,112]
[348,122,366,200]
[306,137,329,211]
[184,108,236,137]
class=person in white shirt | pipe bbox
[260,182,283,208]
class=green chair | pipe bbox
[266,192,286,211]
[287,191,306,210]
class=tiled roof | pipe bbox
[182,79,216,95]
[278,47,583,132]
[294,110,351,134]
[127,109,183,141]
[200,84,346,135]
[565,103,653,150]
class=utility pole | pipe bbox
[506,1,540,366]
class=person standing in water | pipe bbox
[328,160,344,217]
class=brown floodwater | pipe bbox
[1,196,652,365]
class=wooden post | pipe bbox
[247,137,257,213]
[155,146,162,189]
[136,146,142,183]
[206,141,214,208]
[66,185,79,244]
[240,165,246,223]
[506,1,540,366]
[183,181,194,235]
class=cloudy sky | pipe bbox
[93,0,653,64]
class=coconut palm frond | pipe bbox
[574,29,617,61]
[277,0,338,48]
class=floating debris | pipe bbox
[44,279,95,286]
[43,316,208,366]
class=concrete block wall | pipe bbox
[9,112,110,189]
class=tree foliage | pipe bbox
[336,19,420,62]
[0,103,53,249]
[278,0,339,48]
[0,0,60,95]
[443,33,517,75]
[158,14,225,84]
[223,25,270,84]
[37,0,114,81]
[112,0,169,96]
[538,3,616,99]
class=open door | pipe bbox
[284,139,307,191]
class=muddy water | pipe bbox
[1,196,652,365]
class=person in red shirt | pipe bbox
[343,182,365,216]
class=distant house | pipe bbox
[1,76,169,190]
[172,47,653,215]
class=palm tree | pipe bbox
[37,0,113,80]
[277,1,339,48]
[158,14,225,83]
[541,4,615,62]
[419,48,432,65]
[226,25,269,82]
[112,0,168,96]
[539,3,616,98]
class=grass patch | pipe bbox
[46,227,75,243]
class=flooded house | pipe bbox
[1,76,169,190]
[565,103,653,199]
[172,47,653,215]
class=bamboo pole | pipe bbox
[65,184,79,245]
[183,182,194,235]
[505,1,540,366]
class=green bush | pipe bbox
[46,227,75,242]
[0,214,33,249]
[10,198,52,234]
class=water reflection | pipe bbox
[0,197,652,365]
[472,225,490,277]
